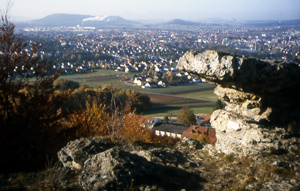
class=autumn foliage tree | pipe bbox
[64,97,154,143]
[61,85,151,115]
[0,14,68,172]
[177,106,196,126]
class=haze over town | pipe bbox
[7,0,300,22]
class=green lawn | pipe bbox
[175,90,218,101]
[143,106,214,117]
[59,69,126,79]
[140,83,214,94]
[58,70,140,89]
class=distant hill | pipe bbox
[23,13,138,27]
[165,19,201,26]
[28,13,91,27]
[17,14,300,28]
[244,19,300,26]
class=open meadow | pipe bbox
[59,70,218,116]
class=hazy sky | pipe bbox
[4,0,300,21]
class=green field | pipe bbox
[175,90,218,101]
[60,70,217,116]
[59,69,136,88]
[142,106,214,117]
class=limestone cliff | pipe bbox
[177,50,300,156]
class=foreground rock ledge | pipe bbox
[177,50,300,156]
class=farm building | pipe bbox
[153,123,189,139]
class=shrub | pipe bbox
[54,79,80,91]
[191,134,210,143]
[0,15,69,172]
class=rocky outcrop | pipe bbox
[58,138,203,191]
[79,148,153,190]
[177,50,300,156]
[57,137,112,170]
[54,138,300,191]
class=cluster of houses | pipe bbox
[114,60,178,73]
[139,114,216,145]
[52,61,96,74]
[23,24,298,82]
[21,24,299,81]
[132,71,202,89]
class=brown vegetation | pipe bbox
[0,14,69,172]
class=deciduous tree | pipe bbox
[177,106,196,126]
[0,12,68,172]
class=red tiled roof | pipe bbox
[182,125,216,144]
[203,114,211,123]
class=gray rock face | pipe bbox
[175,137,204,150]
[178,50,300,94]
[177,50,300,156]
[56,138,300,190]
[132,147,187,165]
[79,148,152,190]
[57,137,111,170]
[58,139,203,190]
[79,147,201,190]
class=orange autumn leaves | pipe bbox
[64,97,176,144]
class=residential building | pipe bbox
[153,123,189,139]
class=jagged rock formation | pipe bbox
[3,137,299,190]
[57,137,112,170]
[177,50,300,156]
[79,148,153,190]
[58,138,203,191]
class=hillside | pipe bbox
[25,14,137,27]
[165,19,201,26]
[28,13,91,26]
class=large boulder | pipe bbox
[79,148,152,190]
[57,138,203,190]
[79,147,201,191]
[57,137,111,170]
[177,50,300,156]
